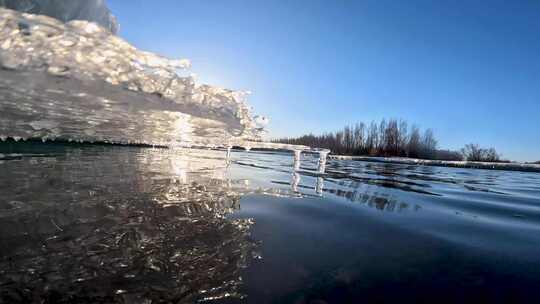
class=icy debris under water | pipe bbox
[0,147,260,303]
[0,7,271,148]
[0,145,330,302]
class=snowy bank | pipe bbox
[329,155,540,173]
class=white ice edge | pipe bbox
[329,155,540,172]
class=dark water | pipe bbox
[1,141,539,303]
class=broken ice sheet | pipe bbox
[0,7,264,147]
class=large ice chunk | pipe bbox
[0,0,118,34]
[0,7,263,147]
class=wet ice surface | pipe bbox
[1,141,540,303]
[0,7,264,147]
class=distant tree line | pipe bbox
[274,119,441,159]
[460,144,501,162]
[273,119,503,162]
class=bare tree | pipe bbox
[398,120,409,155]
[384,119,400,156]
[273,118,469,161]
[484,148,501,162]
[366,121,378,155]
[420,129,438,159]
[354,123,365,154]
[407,125,421,158]
[378,119,387,154]
[461,144,501,162]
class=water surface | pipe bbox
[1,141,539,303]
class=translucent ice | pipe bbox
[0,7,262,147]
[0,6,328,156]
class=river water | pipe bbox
[1,141,539,303]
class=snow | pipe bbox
[329,155,540,173]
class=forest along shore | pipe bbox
[329,155,540,173]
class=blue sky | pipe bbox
[108,0,540,161]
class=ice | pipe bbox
[293,150,302,171]
[0,7,262,147]
[29,120,59,130]
[329,155,540,173]
[0,5,329,162]
[0,0,118,34]
[317,150,329,173]
[0,147,262,302]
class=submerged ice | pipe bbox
[0,147,260,302]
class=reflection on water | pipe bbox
[1,141,540,303]
[0,142,260,303]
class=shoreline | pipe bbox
[329,155,540,173]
